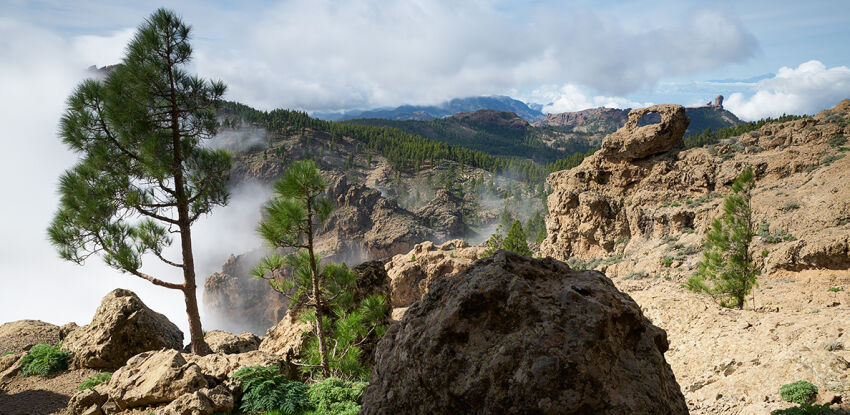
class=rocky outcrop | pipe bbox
[104,349,208,409]
[448,109,530,133]
[0,320,60,354]
[62,289,184,369]
[540,101,850,276]
[362,251,687,414]
[67,349,287,414]
[599,104,689,160]
[534,106,630,133]
[415,190,471,239]
[203,330,260,354]
[384,239,484,310]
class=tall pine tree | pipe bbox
[48,9,229,354]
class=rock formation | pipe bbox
[384,239,484,314]
[362,251,687,414]
[414,190,471,239]
[0,319,60,353]
[540,101,850,276]
[61,289,184,369]
[203,330,260,354]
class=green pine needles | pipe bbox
[503,220,533,256]
[252,160,388,380]
[47,8,230,355]
[687,168,759,309]
[306,377,369,415]
[20,344,70,377]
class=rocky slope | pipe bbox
[539,100,850,413]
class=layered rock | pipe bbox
[415,190,471,239]
[540,101,850,276]
[362,251,687,414]
[62,289,183,369]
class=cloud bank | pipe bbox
[194,1,758,112]
[523,84,654,114]
[724,60,850,120]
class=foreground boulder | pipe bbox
[203,330,260,354]
[62,289,184,369]
[104,349,208,409]
[362,251,688,414]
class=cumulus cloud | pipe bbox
[523,84,654,114]
[192,1,757,111]
[724,60,850,120]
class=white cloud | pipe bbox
[724,60,850,120]
[191,1,757,112]
[524,84,653,113]
[0,18,266,335]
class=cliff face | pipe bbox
[541,100,850,276]
[539,100,850,414]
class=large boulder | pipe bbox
[203,330,260,354]
[0,320,60,353]
[62,289,184,369]
[103,349,208,409]
[362,251,687,415]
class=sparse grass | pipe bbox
[682,227,695,234]
[758,222,797,243]
[662,256,673,268]
[824,341,844,352]
[568,254,623,270]
[78,372,112,391]
[822,153,846,166]
[827,287,844,292]
[827,134,847,148]
[780,202,801,212]
[685,196,709,208]
[1,351,13,357]
[622,271,650,280]
[615,236,630,246]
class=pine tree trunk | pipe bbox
[180,223,208,355]
[306,201,331,377]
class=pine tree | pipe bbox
[503,220,533,256]
[687,168,759,309]
[48,9,228,355]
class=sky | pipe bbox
[1,0,849,335]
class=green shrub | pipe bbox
[232,365,312,414]
[827,134,847,148]
[822,154,846,166]
[780,202,801,212]
[682,227,695,234]
[78,372,112,390]
[20,344,70,377]
[770,403,835,415]
[824,341,843,351]
[623,271,650,280]
[662,257,673,267]
[827,287,844,292]
[780,380,818,405]
[305,377,369,415]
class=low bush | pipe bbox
[232,365,313,414]
[78,372,112,390]
[19,344,70,377]
[622,271,650,280]
[827,287,844,293]
[827,134,847,148]
[305,377,369,415]
[780,380,818,405]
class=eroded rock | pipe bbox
[362,251,687,414]
[103,349,207,409]
[62,289,183,369]
[203,330,260,354]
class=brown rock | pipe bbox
[600,104,688,160]
[60,322,79,340]
[67,388,108,415]
[62,289,184,369]
[103,349,207,409]
[362,251,687,415]
[384,239,484,308]
[160,391,214,415]
[0,320,60,354]
[257,304,313,361]
[184,350,292,381]
[203,330,260,354]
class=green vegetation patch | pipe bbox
[232,366,313,414]
[780,380,818,405]
[305,377,369,415]
[78,372,112,390]
[20,344,70,377]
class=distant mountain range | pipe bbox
[313,96,545,123]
